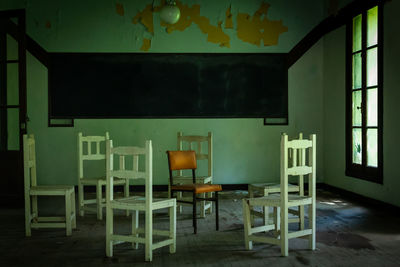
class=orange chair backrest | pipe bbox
[167,150,197,171]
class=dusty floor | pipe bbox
[1,188,400,267]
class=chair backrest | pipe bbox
[287,133,303,166]
[280,133,316,204]
[177,132,212,178]
[77,132,109,179]
[166,150,197,185]
[106,140,152,206]
[23,134,37,189]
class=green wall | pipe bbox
[5,0,396,205]
[3,0,325,186]
[26,42,325,186]
[323,0,400,207]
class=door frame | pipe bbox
[0,9,27,206]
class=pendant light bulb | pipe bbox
[160,1,180,24]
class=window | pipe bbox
[346,5,383,183]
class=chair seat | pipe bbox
[248,194,312,207]
[171,183,222,194]
[172,175,212,184]
[249,183,299,193]
[111,196,176,210]
[30,185,74,196]
[80,177,127,185]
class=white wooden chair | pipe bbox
[243,133,316,256]
[23,134,76,236]
[77,132,129,220]
[169,132,213,217]
[248,133,305,228]
[105,140,176,262]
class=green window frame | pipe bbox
[346,4,383,183]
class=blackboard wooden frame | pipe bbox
[48,53,288,119]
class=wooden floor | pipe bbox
[1,188,400,266]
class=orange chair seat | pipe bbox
[171,184,222,194]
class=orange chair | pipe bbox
[166,150,222,234]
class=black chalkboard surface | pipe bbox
[48,53,288,118]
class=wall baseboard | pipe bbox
[318,183,400,211]
[2,183,398,210]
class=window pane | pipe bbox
[352,90,362,126]
[367,88,378,127]
[7,108,20,150]
[352,52,362,89]
[367,128,378,167]
[0,109,2,149]
[352,128,362,164]
[7,63,19,106]
[353,14,362,52]
[7,34,18,61]
[367,6,378,47]
[367,48,378,87]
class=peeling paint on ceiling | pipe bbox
[132,1,287,51]
[237,3,288,46]
[116,3,124,16]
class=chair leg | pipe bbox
[125,181,129,217]
[299,176,305,230]
[263,189,269,226]
[24,194,31,237]
[32,195,38,221]
[65,192,72,236]
[200,192,206,218]
[215,191,219,231]
[242,199,253,250]
[105,206,113,257]
[78,183,84,216]
[193,192,197,234]
[276,207,281,231]
[71,190,77,229]
[96,183,103,220]
[281,206,288,257]
[145,209,153,261]
[299,205,305,230]
[207,180,213,214]
[207,192,213,214]
[177,192,183,214]
[309,204,316,250]
[170,189,176,217]
[273,207,280,237]
[132,210,139,249]
[248,186,255,226]
[169,202,176,254]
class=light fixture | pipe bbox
[160,1,180,24]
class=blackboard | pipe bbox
[48,53,288,118]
